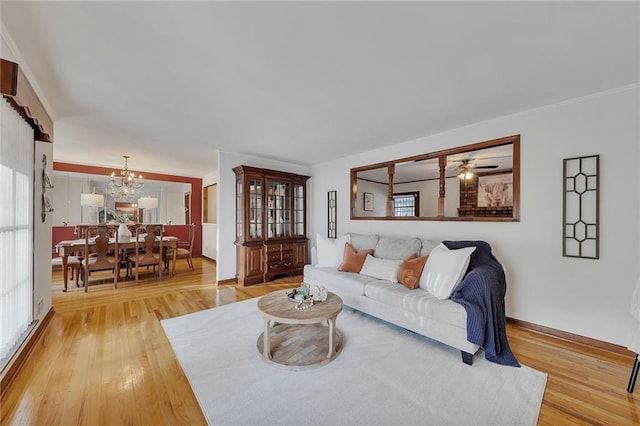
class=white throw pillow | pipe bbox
[419,243,476,299]
[359,254,404,283]
[315,233,350,268]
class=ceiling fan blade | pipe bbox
[474,165,499,169]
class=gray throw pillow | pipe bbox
[374,237,422,260]
[348,233,379,252]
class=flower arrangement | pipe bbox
[106,208,131,224]
[113,213,131,224]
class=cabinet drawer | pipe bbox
[281,244,294,252]
[266,252,281,262]
[266,244,281,253]
[267,261,282,271]
[267,260,294,271]
[281,251,294,260]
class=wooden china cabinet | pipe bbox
[233,165,310,286]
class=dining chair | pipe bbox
[128,224,164,282]
[165,223,195,273]
[51,249,81,288]
[81,224,120,292]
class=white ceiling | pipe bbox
[2,1,638,177]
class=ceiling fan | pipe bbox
[456,159,499,180]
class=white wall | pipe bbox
[309,85,639,347]
[34,141,53,322]
[216,151,312,281]
[354,180,387,216]
[394,177,460,217]
[161,184,188,225]
[51,174,83,225]
[202,170,218,260]
[202,224,217,260]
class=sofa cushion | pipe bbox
[419,239,440,257]
[419,243,476,300]
[347,233,379,252]
[304,265,379,298]
[363,281,467,328]
[338,243,373,273]
[315,233,350,268]
[360,255,404,283]
[374,236,422,260]
[397,254,428,289]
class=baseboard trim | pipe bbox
[217,277,237,285]
[507,316,634,357]
[0,307,55,399]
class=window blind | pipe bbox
[0,97,34,369]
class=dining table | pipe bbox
[55,235,179,291]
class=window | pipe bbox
[0,98,35,369]
[393,192,419,217]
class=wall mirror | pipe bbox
[51,170,192,225]
[351,135,520,221]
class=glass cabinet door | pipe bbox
[293,183,305,237]
[266,180,291,238]
[248,178,262,239]
[236,179,243,240]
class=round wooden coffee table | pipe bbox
[257,289,343,370]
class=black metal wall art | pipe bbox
[563,155,599,259]
[328,191,337,239]
[41,154,54,222]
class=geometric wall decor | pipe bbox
[563,155,599,259]
[328,190,337,239]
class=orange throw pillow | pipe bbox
[338,243,374,273]
[398,254,429,289]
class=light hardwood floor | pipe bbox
[1,257,638,425]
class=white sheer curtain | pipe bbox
[0,97,34,368]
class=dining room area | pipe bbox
[49,158,203,293]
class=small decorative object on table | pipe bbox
[287,289,305,302]
[287,283,321,310]
[311,285,328,302]
[295,299,314,310]
[117,223,132,242]
[113,213,132,242]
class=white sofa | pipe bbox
[303,233,482,365]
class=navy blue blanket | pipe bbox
[444,240,520,367]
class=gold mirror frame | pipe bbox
[350,135,520,222]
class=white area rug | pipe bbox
[161,298,547,426]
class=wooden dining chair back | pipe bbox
[128,224,164,282]
[82,224,120,292]
[165,223,195,273]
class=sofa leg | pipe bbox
[461,351,473,365]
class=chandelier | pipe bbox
[109,155,144,200]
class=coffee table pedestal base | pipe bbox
[257,322,343,370]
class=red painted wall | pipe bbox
[51,226,79,257]
[53,162,203,256]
